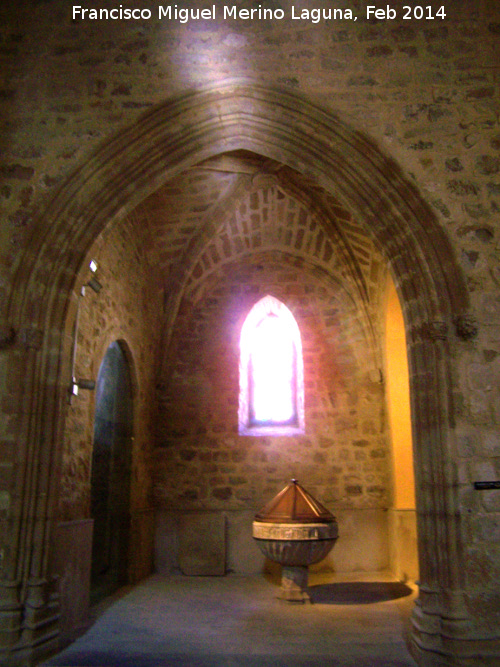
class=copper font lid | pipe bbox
[254,479,335,524]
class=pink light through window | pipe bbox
[239,295,304,435]
[251,315,294,423]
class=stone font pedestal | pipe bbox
[279,565,310,603]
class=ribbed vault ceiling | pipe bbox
[124,150,388,331]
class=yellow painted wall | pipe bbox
[385,277,415,510]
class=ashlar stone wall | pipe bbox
[157,257,388,508]
[155,245,392,572]
[1,0,500,662]
[59,213,162,581]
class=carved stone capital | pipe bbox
[426,320,448,341]
[454,314,478,341]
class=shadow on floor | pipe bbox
[309,581,413,605]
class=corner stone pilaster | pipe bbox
[0,580,22,651]
[0,578,60,666]
[410,587,500,666]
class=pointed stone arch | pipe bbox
[6,82,473,664]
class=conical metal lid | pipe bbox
[254,479,335,524]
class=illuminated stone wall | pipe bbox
[1,1,500,662]
[155,239,389,517]
[59,215,162,582]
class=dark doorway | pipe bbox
[90,341,133,604]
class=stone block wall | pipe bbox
[0,0,497,312]
[154,252,391,571]
[2,2,498,487]
[0,0,499,661]
[59,216,162,578]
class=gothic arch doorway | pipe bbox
[90,341,133,603]
[7,82,475,665]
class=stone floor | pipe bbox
[41,571,419,666]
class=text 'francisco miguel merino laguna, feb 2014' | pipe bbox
[72,5,448,23]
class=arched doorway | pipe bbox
[6,83,477,665]
[90,341,133,603]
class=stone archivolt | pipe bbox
[3,82,484,665]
